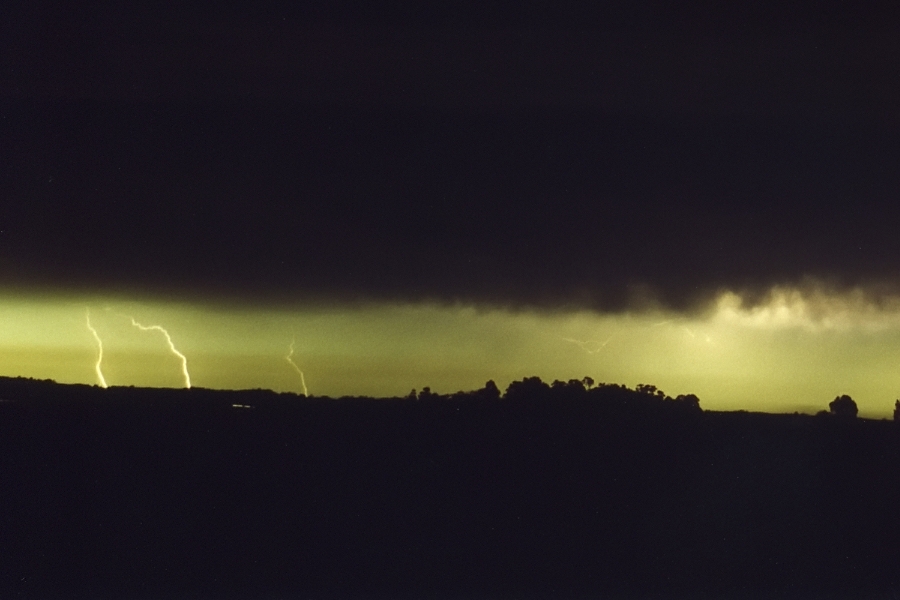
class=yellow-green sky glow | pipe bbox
[3,286,900,418]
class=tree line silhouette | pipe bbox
[1,374,897,420]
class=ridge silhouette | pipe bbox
[1,375,899,599]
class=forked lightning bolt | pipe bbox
[130,318,191,388]
[85,309,108,388]
[562,335,614,354]
[286,338,309,397]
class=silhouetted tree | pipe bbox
[480,380,501,401]
[582,376,594,390]
[567,378,586,390]
[894,399,900,422]
[675,393,702,413]
[549,378,587,393]
[636,383,669,400]
[504,376,549,400]
[829,394,858,418]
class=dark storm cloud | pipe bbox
[2,2,900,310]
[4,3,899,117]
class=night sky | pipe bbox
[3,2,900,412]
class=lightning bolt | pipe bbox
[85,309,108,388]
[562,335,614,354]
[286,338,309,397]
[129,317,191,388]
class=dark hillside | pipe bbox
[1,377,898,599]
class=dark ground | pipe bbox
[1,376,899,599]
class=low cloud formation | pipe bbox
[712,281,900,332]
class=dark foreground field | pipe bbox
[1,377,899,599]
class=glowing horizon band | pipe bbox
[4,283,900,417]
